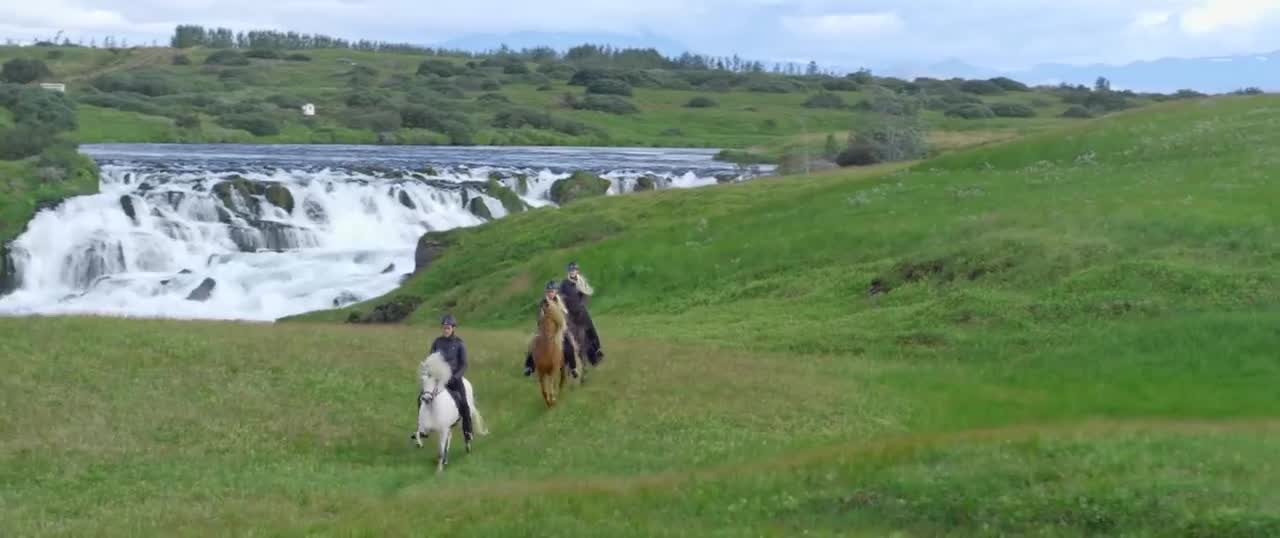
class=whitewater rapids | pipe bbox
[0,144,767,321]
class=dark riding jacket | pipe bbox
[430,335,467,379]
[558,279,590,321]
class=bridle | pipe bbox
[419,383,443,406]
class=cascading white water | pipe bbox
[0,144,769,321]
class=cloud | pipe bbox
[1132,10,1173,28]
[781,12,904,39]
[1179,0,1280,34]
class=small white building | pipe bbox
[301,103,316,116]
[39,83,66,93]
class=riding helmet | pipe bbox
[545,280,558,291]
[440,313,457,326]
[566,261,579,271]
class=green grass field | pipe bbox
[4,95,1279,536]
[0,44,1122,153]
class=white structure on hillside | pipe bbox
[39,83,66,93]
[301,103,316,116]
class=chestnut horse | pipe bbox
[531,293,569,408]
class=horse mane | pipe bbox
[418,351,452,390]
[572,274,594,296]
[539,293,567,333]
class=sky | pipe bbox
[3,0,1280,71]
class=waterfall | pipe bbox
[0,144,769,321]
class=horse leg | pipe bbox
[437,429,449,473]
[539,372,553,408]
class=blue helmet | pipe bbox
[566,261,579,272]
[545,280,558,291]
[440,314,457,326]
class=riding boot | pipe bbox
[523,352,534,376]
[563,333,579,377]
[585,324,603,364]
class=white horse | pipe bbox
[412,351,488,473]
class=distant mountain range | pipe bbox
[434,31,689,57]
[434,31,1276,94]
[882,51,1280,94]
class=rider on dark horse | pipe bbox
[523,261,604,376]
[430,314,474,444]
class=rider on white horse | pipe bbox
[429,314,474,443]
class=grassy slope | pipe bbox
[0,155,99,245]
[0,45,1090,151]
[5,96,1280,536]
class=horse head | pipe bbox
[418,351,452,396]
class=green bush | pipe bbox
[92,71,185,97]
[855,87,922,116]
[945,103,996,119]
[284,53,312,62]
[343,109,402,132]
[685,96,718,108]
[586,78,633,96]
[175,114,201,130]
[476,93,510,105]
[960,79,1005,95]
[245,49,281,60]
[1,58,52,84]
[0,125,57,160]
[1061,105,1093,118]
[821,78,860,91]
[267,94,308,110]
[204,50,249,66]
[568,68,614,86]
[537,63,577,80]
[492,107,596,136]
[988,77,1030,91]
[502,63,531,75]
[746,79,798,93]
[345,90,391,108]
[990,102,1037,118]
[417,59,459,78]
[172,54,192,66]
[572,95,639,114]
[78,92,168,117]
[217,114,281,136]
[10,88,76,131]
[803,92,846,109]
[835,141,880,166]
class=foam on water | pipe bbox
[0,144,769,321]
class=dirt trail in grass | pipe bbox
[403,417,1280,500]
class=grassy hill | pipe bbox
[0,43,1166,160]
[4,94,1279,536]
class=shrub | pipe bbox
[586,78,633,97]
[204,50,249,66]
[989,102,1036,118]
[92,71,184,97]
[492,106,596,136]
[480,79,502,91]
[1061,105,1093,118]
[217,114,281,136]
[746,79,797,93]
[855,88,922,116]
[960,79,1005,95]
[502,63,530,75]
[1,58,52,84]
[477,93,510,105]
[344,109,402,132]
[345,90,391,108]
[803,92,846,109]
[284,53,312,62]
[0,125,57,160]
[418,59,459,78]
[835,141,880,167]
[267,94,308,109]
[175,114,201,129]
[852,113,929,163]
[78,92,168,116]
[572,95,639,114]
[537,63,577,80]
[245,49,281,60]
[568,68,614,86]
[685,96,718,108]
[11,88,77,131]
[172,54,192,66]
[821,78,860,92]
[945,103,996,119]
[988,77,1030,91]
